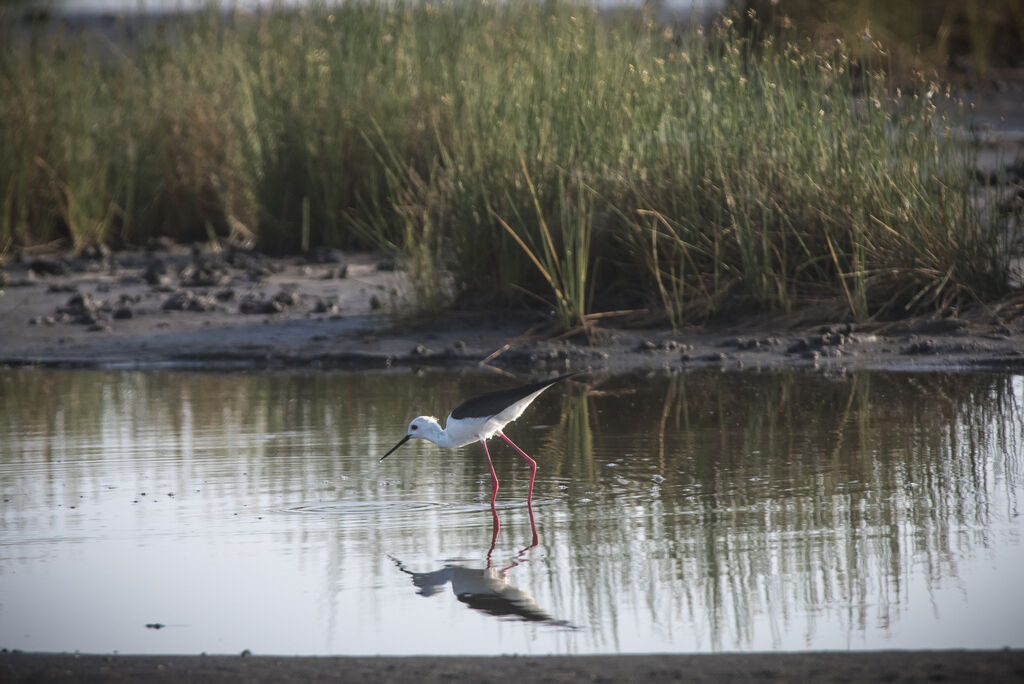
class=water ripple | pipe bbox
[285,500,448,516]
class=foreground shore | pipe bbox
[4,650,1024,683]
[1,242,1023,374]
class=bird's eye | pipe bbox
[410,424,418,430]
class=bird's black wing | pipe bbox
[449,372,579,420]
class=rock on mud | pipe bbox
[162,291,218,312]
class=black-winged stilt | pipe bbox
[379,372,579,505]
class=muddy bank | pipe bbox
[1,241,1023,375]
[4,650,1024,683]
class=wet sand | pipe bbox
[3,650,1024,683]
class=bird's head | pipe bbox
[379,416,440,462]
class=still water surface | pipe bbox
[1,369,1022,655]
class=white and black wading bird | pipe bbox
[379,372,579,505]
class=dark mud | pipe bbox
[3,650,1024,684]
[2,240,1023,375]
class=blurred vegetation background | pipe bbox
[740,0,1024,80]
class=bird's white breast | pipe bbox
[443,414,506,447]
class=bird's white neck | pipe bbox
[417,417,454,449]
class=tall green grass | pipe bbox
[0,2,1017,324]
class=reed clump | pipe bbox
[1,2,1017,325]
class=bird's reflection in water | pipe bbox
[391,505,575,627]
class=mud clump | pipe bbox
[56,292,106,325]
[163,291,219,312]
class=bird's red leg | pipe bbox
[487,507,500,565]
[526,499,539,549]
[481,438,499,506]
[499,432,537,505]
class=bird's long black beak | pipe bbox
[379,434,411,462]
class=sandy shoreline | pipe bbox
[4,650,1024,683]
[2,241,1023,376]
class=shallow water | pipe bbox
[1,368,1022,655]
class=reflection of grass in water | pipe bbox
[3,370,1021,649]
[544,371,1023,649]
[544,390,596,488]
